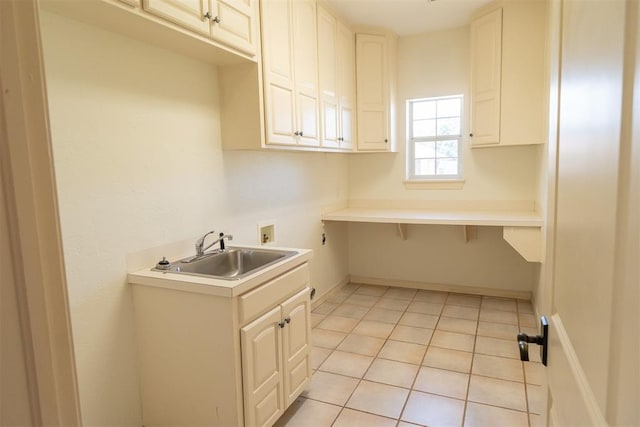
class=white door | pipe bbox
[469,7,502,146]
[143,0,211,35]
[317,5,339,149]
[240,306,285,427]
[280,288,312,406]
[210,0,256,56]
[544,1,639,425]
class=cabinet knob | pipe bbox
[384,139,388,143]
[278,321,286,328]
[299,131,304,137]
[284,316,291,324]
[204,11,212,19]
[212,16,221,24]
[469,133,474,137]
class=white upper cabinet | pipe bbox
[143,0,258,56]
[261,0,320,148]
[356,32,396,152]
[470,8,502,146]
[317,5,356,151]
[469,1,548,147]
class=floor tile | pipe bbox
[312,329,346,349]
[345,294,380,308]
[407,300,444,315]
[530,413,545,427]
[274,397,341,427]
[397,422,424,427]
[332,408,397,427]
[475,336,520,359]
[330,304,370,319]
[472,353,524,382]
[346,380,410,419]
[364,308,404,324]
[311,346,332,369]
[517,300,534,314]
[389,325,433,345]
[351,320,395,338]
[401,391,465,426]
[325,291,352,305]
[464,402,529,427]
[399,312,439,329]
[519,313,538,328]
[301,371,359,406]
[422,346,473,373]
[442,304,479,320]
[311,313,327,328]
[446,293,482,308]
[384,287,417,300]
[355,284,388,296]
[376,297,411,311]
[437,316,478,335]
[313,302,338,315]
[341,283,361,294]
[524,361,545,385]
[413,290,448,303]
[378,340,427,365]
[430,330,475,352]
[479,309,518,325]
[336,333,386,356]
[316,315,359,333]
[319,350,373,378]
[468,375,527,411]
[527,383,545,414]
[481,297,517,312]
[477,321,519,340]
[413,366,469,399]
[364,358,420,388]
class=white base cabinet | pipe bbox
[132,263,312,427]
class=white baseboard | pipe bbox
[349,275,532,300]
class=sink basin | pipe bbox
[153,247,298,280]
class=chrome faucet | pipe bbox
[195,231,233,257]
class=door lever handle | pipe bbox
[516,316,548,366]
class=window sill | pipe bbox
[403,179,465,190]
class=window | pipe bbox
[407,95,463,181]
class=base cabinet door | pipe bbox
[281,289,312,405]
[241,306,285,427]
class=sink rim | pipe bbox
[152,246,299,281]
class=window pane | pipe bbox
[413,119,436,137]
[437,117,460,136]
[415,158,435,175]
[413,101,436,120]
[436,140,458,158]
[437,98,461,117]
[415,141,436,158]
[436,158,458,175]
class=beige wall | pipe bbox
[40,11,349,426]
[347,27,540,291]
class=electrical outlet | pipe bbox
[258,222,276,245]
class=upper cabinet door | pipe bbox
[143,0,211,35]
[337,21,355,150]
[317,5,340,149]
[469,7,502,146]
[210,0,257,56]
[292,0,320,146]
[261,0,297,145]
[356,33,394,151]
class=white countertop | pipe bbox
[128,246,313,298]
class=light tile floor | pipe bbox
[275,284,546,427]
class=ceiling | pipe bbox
[324,0,493,36]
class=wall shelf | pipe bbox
[321,207,543,262]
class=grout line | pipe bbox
[459,296,483,427]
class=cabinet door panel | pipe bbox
[293,0,319,146]
[281,288,311,405]
[317,6,339,148]
[241,306,284,427]
[270,85,297,144]
[144,0,210,35]
[356,34,389,150]
[210,0,255,56]
[337,22,355,150]
[470,8,502,146]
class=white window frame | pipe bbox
[406,95,464,182]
